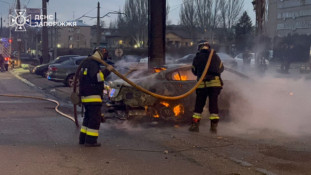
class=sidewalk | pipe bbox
[10,67,73,104]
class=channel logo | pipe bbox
[9,9,31,32]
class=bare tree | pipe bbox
[117,0,148,48]
[210,0,221,41]
[179,0,197,40]
[219,0,228,29]
[195,0,213,32]
[179,0,221,41]
[219,0,244,29]
[116,0,170,48]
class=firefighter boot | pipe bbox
[101,113,106,123]
[79,133,86,145]
[210,119,219,134]
[189,119,200,132]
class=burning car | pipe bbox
[105,64,243,122]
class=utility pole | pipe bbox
[148,0,166,69]
[54,12,57,59]
[96,2,101,47]
[252,0,266,69]
[16,0,21,67]
[42,0,49,63]
[0,16,2,37]
[252,0,265,36]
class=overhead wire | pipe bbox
[26,0,30,6]
[74,7,97,21]
[168,0,192,13]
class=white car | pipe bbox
[176,53,238,68]
[234,53,269,67]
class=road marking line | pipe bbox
[0,100,46,103]
[9,71,35,87]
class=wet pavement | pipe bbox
[0,65,310,175]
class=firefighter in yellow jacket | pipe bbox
[189,42,224,133]
[79,47,106,147]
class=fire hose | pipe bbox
[0,94,75,122]
[71,50,215,127]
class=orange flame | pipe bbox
[173,73,188,81]
[153,114,160,118]
[173,104,184,116]
[154,67,167,73]
[160,102,169,107]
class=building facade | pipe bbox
[266,0,311,37]
[53,20,92,49]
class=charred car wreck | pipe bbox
[105,64,243,122]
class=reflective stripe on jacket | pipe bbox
[197,76,222,88]
[79,58,104,98]
[81,95,102,103]
[97,71,104,82]
[192,49,224,88]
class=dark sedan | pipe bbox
[47,56,87,87]
[47,56,114,87]
[32,55,79,77]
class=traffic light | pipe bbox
[9,39,12,43]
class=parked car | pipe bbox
[47,56,114,87]
[217,53,238,68]
[47,56,87,87]
[175,54,195,64]
[234,52,269,67]
[20,53,39,65]
[105,64,245,122]
[139,55,176,64]
[299,63,311,74]
[32,55,79,77]
[121,55,142,62]
[175,52,237,68]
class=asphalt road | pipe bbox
[0,68,310,175]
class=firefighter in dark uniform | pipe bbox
[79,47,106,147]
[189,42,224,133]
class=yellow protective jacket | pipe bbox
[79,54,105,103]
[192,49,224,88]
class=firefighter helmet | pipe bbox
[197,41,210,51]
[93,46,107,59]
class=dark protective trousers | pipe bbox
[79,103,102,144]
[194,87,222,114]
[0,62,5,72]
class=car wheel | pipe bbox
[153,102,188,122]
[66,74,79,87]
[41,69,48,77]
[158,106,175,120]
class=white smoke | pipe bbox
[224,74,311,137]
